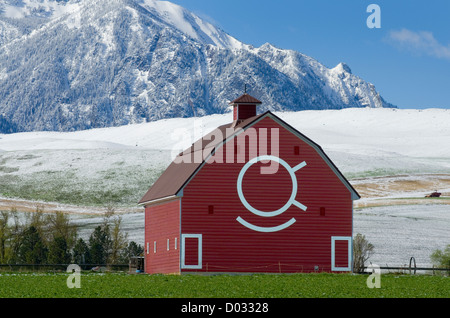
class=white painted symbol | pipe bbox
[236,155,307,233]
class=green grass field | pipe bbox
[0,272,448,298]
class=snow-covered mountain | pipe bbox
[0,0,395,133]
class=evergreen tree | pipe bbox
[0,211,10,264]
[7,208,25,264]
[120,241,144,263]
[17,226,48,264]
[73,238,91,265]
[89,225,111,265]
[47,236,71,264]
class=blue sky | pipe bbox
[170,0,450,109]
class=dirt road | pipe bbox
[352,174,450,208]
[0,197,142,215]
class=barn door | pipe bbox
[181,234,202,270]
[331,237,352,272]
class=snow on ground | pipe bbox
[0,107,449,268]
[1,107,449,162]
[354,204,450,268]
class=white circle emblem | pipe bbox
[236,155,308,233]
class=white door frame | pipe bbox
[331,236,352,272]
[181,234,203,270]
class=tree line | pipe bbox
[0,206,143,266]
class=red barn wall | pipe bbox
[145,199,181,274]
[180,116,353,273]
[234,105,257,121]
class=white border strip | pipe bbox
[181,234,203,270]
[237,217,297,233]
[139,195,179,207]
[331,236,352,272]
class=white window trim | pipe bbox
[331,236,352,272]
[181,234,202,270]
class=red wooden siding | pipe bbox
[235,105,257,121]
[180,116,353,273]
[334,240,350,268]
[145,199,180,274]
[184,236,201,267]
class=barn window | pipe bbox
[294,146,300,155]
[320,207,326,216]
[146,242,149,255]
[167,239,170,251]
[175,237,178,250]
[154,241,157,254]
[208,205,214,215]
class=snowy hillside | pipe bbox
[0,107,449,206]
[0,0,395,133]
[1,107,448,158]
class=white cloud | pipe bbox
[387,28,450,60]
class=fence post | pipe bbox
[409,257,416,275]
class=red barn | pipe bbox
[139,94,360,275]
